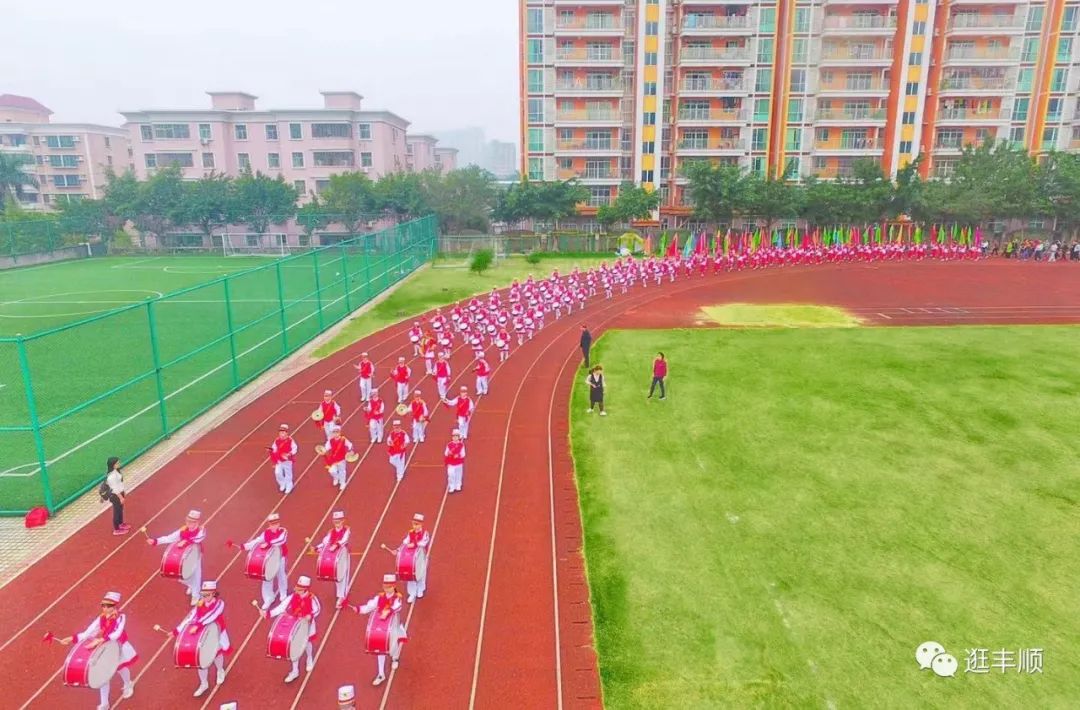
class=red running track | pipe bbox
[3,260,1078,710]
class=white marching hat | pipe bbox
[323,389,333,396]
[201,580,218,592]
[451,429,461,436]
[267,513,281,522]
[398,356,405,361]
[186,509,202,520]
[102,591,122,605]
[279,423,290,430]
[382,574,397,584]
[460,385,468,391]
[413,513,425,522]
[361,352,369,357]
[332,511,345,521]
[392,420,401,425]
[297,576,312,588]
[414,390,422,395]
[338,685,356,702]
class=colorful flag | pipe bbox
[666,232,679,257]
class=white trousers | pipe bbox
[406,560,427,599]
[475,376,489,395]
[424,357,435,375]
[436,377,449,399]
[359,377,373,401]
[196,655,226,686]
[99,667,133,708]
[369,419,384,442]
[499,348,508,362]
[179,563,202,603]
[389,453,406,481]
[396,382,409,402]
[274,461,294,493]
[329,462,347,488]
[334,559,350,601]
[412,420,426,443]
[446,463,463,492]
[457,415,470,439]
[289,642,315,674]
[260,560,289,608]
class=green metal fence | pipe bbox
[0,216,437,516]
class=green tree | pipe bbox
[743,175,799,234]
[129,166,186,242]
[178,173,236,237]
[532,180,589,226]
[596,182,661,229]
[232,171,298,234]
[0,153,38,211]
[321,172,380,233]
[1040,152,1080,237]
[376,171,431,221]
[425,166,497,232]
[491,179,538,224]
[296,197,331,238]
[681,161,748,225]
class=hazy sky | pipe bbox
[3,0,519,144]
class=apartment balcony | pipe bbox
[555,109,624,126]
[943,46,1021,64]
[677,108,748,124]
[817,79,891,96]
[818,46,894,65]
[814,138,884,155]
[556,167,631,183]
[676,139,747,154]
[679,0,754,5]
[554,49,624,67]
[936,107,1011,123]
[933,140,967,155]
[824,0,899,4]
[813,107,887,123]
[938,75,1014,94]
[554,17,624,35]
[554,80,625,97]
[554,140,623,155]
[553,0,623,5]
[947,14,1025,33]
[679,46,753,65]
[820,15,898,34]
[681,15,754,35]
[678,78,748,95]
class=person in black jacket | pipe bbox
[580,325,592,368]
[586,365,606,416]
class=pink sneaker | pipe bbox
[113,528,129,536]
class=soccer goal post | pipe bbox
[220,232,290,257]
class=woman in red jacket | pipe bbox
[648,352,667,400]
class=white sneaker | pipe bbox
[284,670,299,683]
[417,590,425,598]
[391,659,400,670]
[587,409,593,413]
[122,683,134,699]
[339,482,346,491]
[372,674,386,686]
[600,411,607,417]
[217,669,226,685]
[278,486,285,493]
[306,658,314,672]
[407,594,415,603]
[193,683,209,697]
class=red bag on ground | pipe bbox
[24,506,48,528]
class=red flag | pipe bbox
[665,233,679,257]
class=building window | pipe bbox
[235,125,248,140]
[754,98,770,122]
[644,112,656,125]
[293,179,306,194]
[48,155,79,167]
[45,135,76,149]
[909,52,922,65]
[52,175,81,187]
[315,179,330,194]
[361,152,373,168]
[751,156,765,176]
[202,152,215,168]
[785,128,801,151]
[756,69,773,93]
[644,82,657,96]
[1058,38,1073,62]
[905,82,919,96]
[758,38,774,64]
[1064,6,1078,32]
[199,124,211,140]
[902,111,916,124]
[527,8,543,34]
[313,151,355,167]
[528,38,543,63]
[237,153,251,171]
[794,7,810,33]
[645,21,658,35]
[528,98,544,123]
[787,98,803,123]
[265,124,279,140]
[1050,68,1067,92]
[792,38,808,64]
[752,128,768,151]
[641,170,654,183]
[1042,127,1058,150]
[817,127,830,142]
[157,153,194,168]
[145,154,157,168]
[900,140,913,154]
[1047,98,1063,121]
[760,7,776,32]
[528,69,544,93]
[645,52,657,65]
[292,152,304,168]
[1013,98,1029,121]
[311,123,352,139]
[151,123,189,139]
[529,127,544,152]
[289,123,303,140]
[1026,6,1044,33]
[642,141,655,154]
[1009,126,1025,145]
[913,21,926,34]
[528,157,543,181]
[268,152,280,169]
[790,69,806,93]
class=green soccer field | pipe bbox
[571,322,1080,708]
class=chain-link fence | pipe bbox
[439,233,626,255]
[0,216,437,515]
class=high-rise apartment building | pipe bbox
[0,94,129,209]
[520,0,1080,225]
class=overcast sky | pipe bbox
[3,0,519,144]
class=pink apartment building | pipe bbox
[0,94,130,209]
[434,146,458,172]
[121,91,411,199]
[406,134,439,171]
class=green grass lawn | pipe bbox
[572,324,1080,709]
[313,255,607,357]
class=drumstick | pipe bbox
[138,526,150,540]
[380,543,398,555]
[151,624,172,637]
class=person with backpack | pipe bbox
[101,456,129,536]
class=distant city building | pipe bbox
[0,94,129,208]
[121,91,413,200]
[432,127,488,169]
[486,140,518,179]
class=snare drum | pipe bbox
[364,613,405,656]
[63,639,120,689]
[173,623,221,669]
[160,541,199,580]
[315,545,348,583]
[432,321,442,331]
[396,545,427,582]
[267,614,311,662]
[409,335,419,343]
[495,339,505,348]
[244,544,282,582]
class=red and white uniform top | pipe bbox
[474,359,491,377]
[269,435,298,464]
[317,400,341,427]
[386,429,410,456]
[244,526,288,558]
[75,613,138,670]
[512,316,524,331]
[269,592,321,641]
[445,394,474,419]
[365,397,386,422]
[407,325,422,342]
[175,598,231,652]
[410,398,429,422]
[359,591,406,630]
[153,524,206,550]
[468,297,481,312]
[403,527,430,550]
[496,328,510,344]
[357,358,375,379]
[391,364,411,384]
[324,436,354,466]
[422,337,436,356]
[430,313,447,330]
[317,525,351,551]
[444,440,466,466]
[435,360,451,379]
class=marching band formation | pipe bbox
[48,248,973,707]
